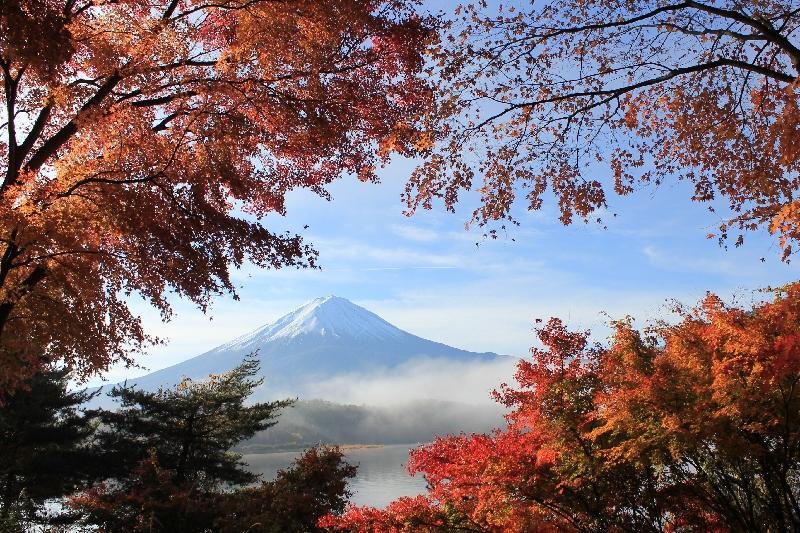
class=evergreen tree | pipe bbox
[0,367,99,528]
[72,358,293,532]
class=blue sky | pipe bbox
[93,151,799,385]
[88,0,800,385]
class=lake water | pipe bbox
[243,444,429,507]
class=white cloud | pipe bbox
[303,357,520,407]
[364,283,686,357]
[314,239,461,268]
[390,224,440,242]
[643,244,742,276]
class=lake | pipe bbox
[244,444,429,507]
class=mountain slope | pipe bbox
[115,296,502,397]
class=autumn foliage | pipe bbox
[218,445,357,533]
[0,0,430,393]
[408,0,800,255]
[324,285,800,532]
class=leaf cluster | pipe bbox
[0,0,433,394]
[409,0,800,259]
[325,284,800,532]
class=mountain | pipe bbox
[109,296,503,398]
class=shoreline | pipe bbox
[241,442,426,455]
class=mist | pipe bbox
[298,356,521,407]
[241,357,522,451]
[241,398,509,452]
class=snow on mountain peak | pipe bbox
[215,296,407,352]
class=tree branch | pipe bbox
[56,171,166,198]
[162,0,181,19]
[130,91,197,108]
[2,61,19,188]
[16,104,53,165]
[472,58,795,131]
[21,73,122,176]
[0,265,47,339]
[684,0,800,70]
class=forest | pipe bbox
[3,0,800,531]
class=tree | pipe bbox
[407,0,800,258]
[71,358,293,531]
[0,367,99,528]
[218,445,357,533]
[322,284,800,532]
[0,0,431,393]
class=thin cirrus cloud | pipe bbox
[641,244,784,279]
[390,224,440,243]
[317,239,460,268]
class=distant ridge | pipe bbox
[105,296,504,399]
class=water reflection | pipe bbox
[244,444,429,507]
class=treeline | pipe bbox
[240,398,504,453]
[0,359,354,532]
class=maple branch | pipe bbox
[170,0,278,21]
[21,73,122,177]
[514,2,693,42]
[0,264,46,339]
[502,2,800,75]
[13,248,126,267]
[162,0,181,19]
[0,60,28,188]
[471,58,795,132]
[152,110,187,132]
[522,0,800,59]
[0,229,20,292]
[130,91,198,107]
[16,104,53,165]
[651,22,766,42]
[56,171,167,198]
[683,0,800,70]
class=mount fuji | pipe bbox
[110,296,503,398]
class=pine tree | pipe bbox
[72,358,294,532]
[0,367,98,528]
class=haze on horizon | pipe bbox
[88,296,519,411]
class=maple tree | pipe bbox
[0,0,431,393]
[407,0,800,256]
[322,284,800,532]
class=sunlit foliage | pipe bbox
[324,285,800,532]
[408,0,800,256]
[0,0,431,393]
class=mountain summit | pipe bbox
[114,296,502,398]
[221,296,406,349]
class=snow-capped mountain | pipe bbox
[109,296,502,398]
